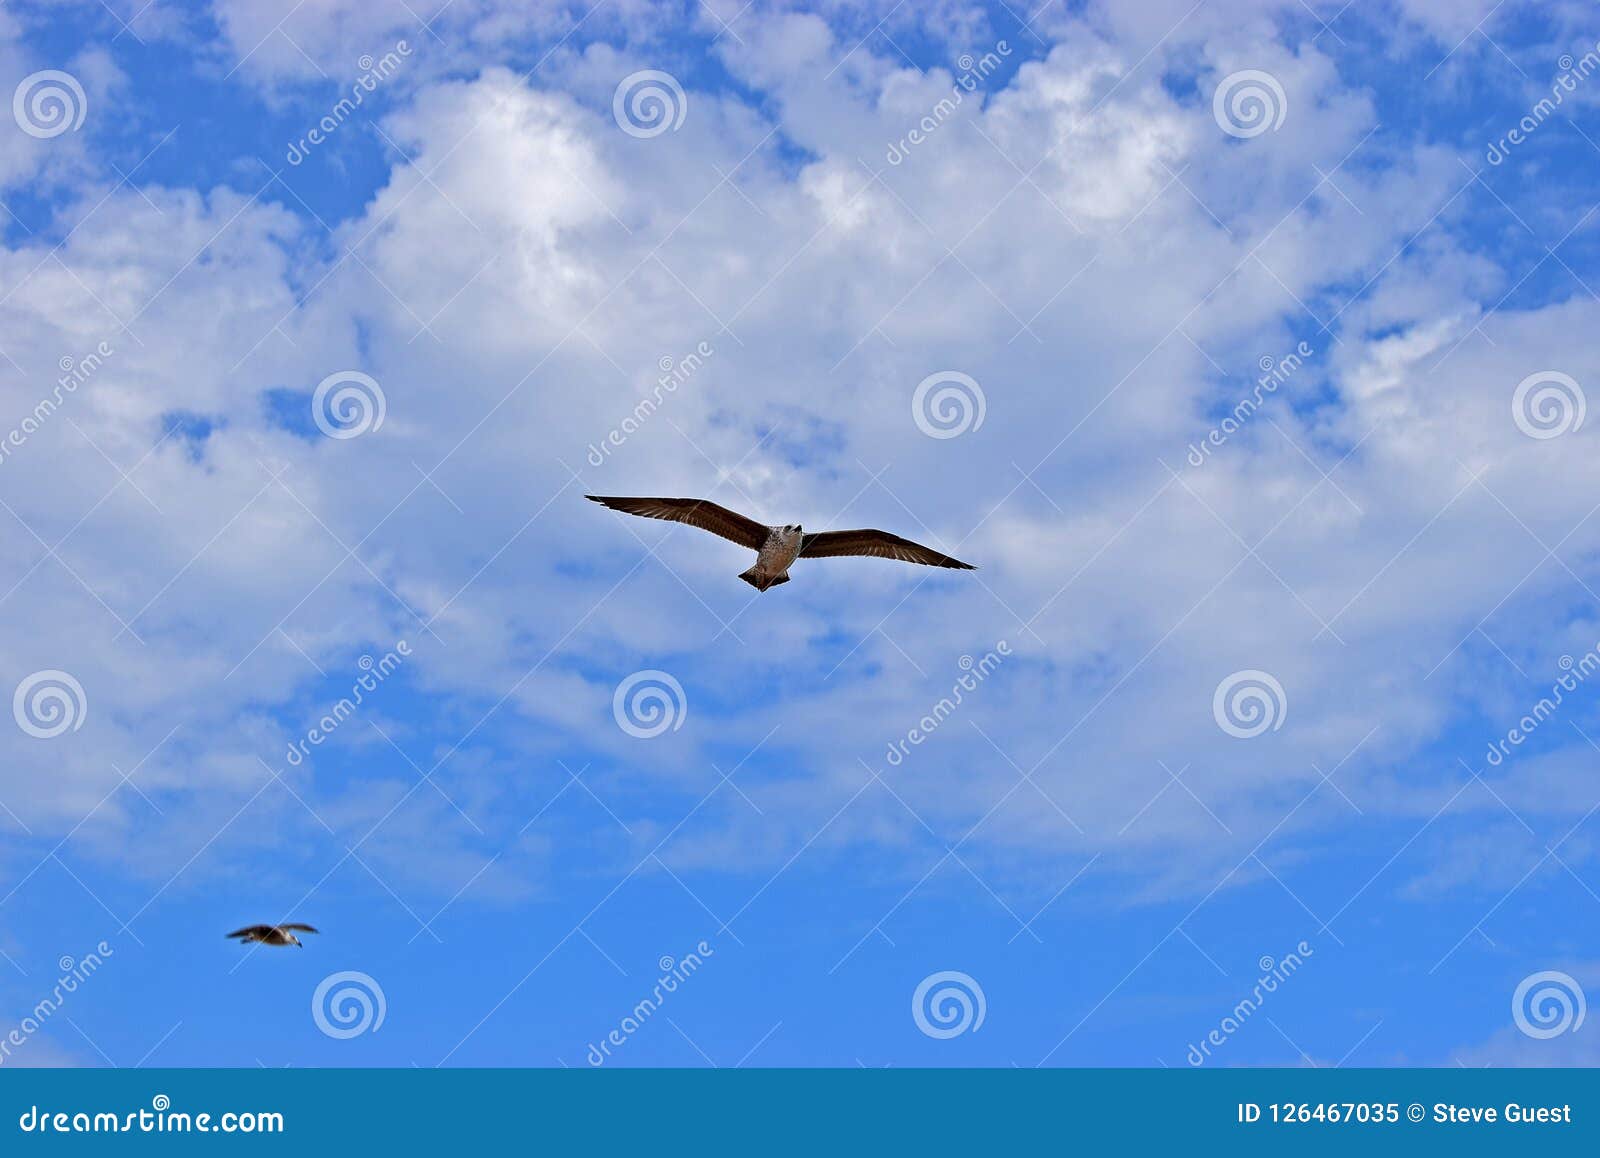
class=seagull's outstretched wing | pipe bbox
[226,925,271,939]
[799,529,975,570]
[281,923,319,933]
[586,496,768,550]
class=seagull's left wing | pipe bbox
[282,924,319,933]
[586,496,768,550]
[799,529,975,570]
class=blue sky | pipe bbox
[2,0,1600,1069]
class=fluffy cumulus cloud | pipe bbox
[2,1,1599,1062]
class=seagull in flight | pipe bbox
[226,923,319,947]
[587,495,976,591]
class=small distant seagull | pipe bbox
[226,923,319,947]
[586,495,976,591]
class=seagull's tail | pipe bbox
[738,568,789,591]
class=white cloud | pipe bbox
[1,4,1597,929]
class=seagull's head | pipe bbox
[783,523,801,535]
[289,934,303,947]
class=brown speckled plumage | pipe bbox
[586,496,975,591]
[226,923,319,947]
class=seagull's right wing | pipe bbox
[586,496,768,550]
[799,529,975,570]
[225,926,270,939]
[282,924,319,933]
